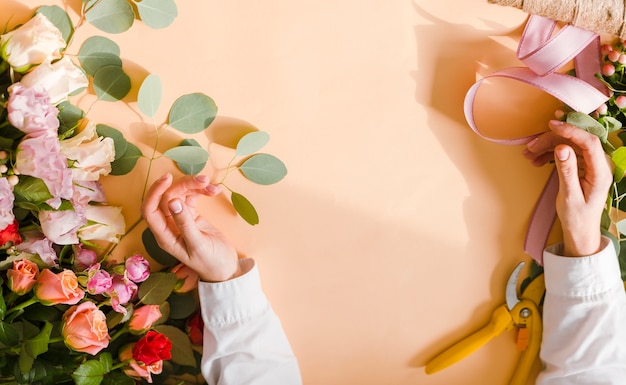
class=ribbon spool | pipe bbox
[464,15,610,264]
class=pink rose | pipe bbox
[171,263,199,294]
[62,301,109,355]
[128,305,162,334]
[119,344,163,383]
[107,274,137,314]
[86,264,112,295]
[7,259,39,295]
[39,209,85,245]
[7,84,59,134]
[34,269,85,305]
[0,177,15,230]
[125,254,150,283]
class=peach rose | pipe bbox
[34,269,85,305]
[119,344,163,383]
[171,263,199,294]
[7,259,39,295]
[62,301,110,355]
[128,305,162,334]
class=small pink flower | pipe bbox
[125,254,150,283]
[107,274,137,314]
[603,63,616,76]
[74,244,98,270]
[7,84,59,134]
[616,95,626,109]
[86,264,113,295]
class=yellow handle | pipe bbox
[509,301,542,385]
[425,304,513,374]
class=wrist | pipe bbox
[562,231,602,257]
[200,259,243,282]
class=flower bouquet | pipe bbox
[1,1,287,384]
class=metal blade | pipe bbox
[506,262,525,310]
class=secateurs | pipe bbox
[425,261,545,385]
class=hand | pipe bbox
[141,173,241,282]
[523,120,613,257]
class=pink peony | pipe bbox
[7,84,60,134]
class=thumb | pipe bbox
[168,198,202,244]
[554,144,582,199]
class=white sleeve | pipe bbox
[197,258,302,385]
[536,237,626,385]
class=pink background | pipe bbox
[3,1,568,384]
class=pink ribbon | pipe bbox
[463,15,610,264]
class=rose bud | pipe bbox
[7,259,39,295]
[119,344,164,383]
[86,264,113,295]
[125,254,150,283]
[129,305,162,334]
[171,263,199,294]
[73,244,98,271]
[132,331,172,365]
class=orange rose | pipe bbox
[171,263,199,293]
[119,344,163,383]
[7,259,39,295]
[62,301,110,355]
[128,305,162,334]
[34,269,85,305]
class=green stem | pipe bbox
[141,120,163,202]
[110,359,132,371]
[5,297,38,317]
[48,336,64,344]
[110,326,129,342]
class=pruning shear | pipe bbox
[425,261,545,385]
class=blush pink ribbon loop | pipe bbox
[463,15,610,264]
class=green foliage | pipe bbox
[163,145,209,176]
[110,142,142,175]
[153,325,195,367]
[78,36,122,76]
[138,74,162,118]
[236,131,270,156]
[239,153,288,185]
[168,93,217,134]
[36,6,74,43]
[138,272,177,304]
[135,0,178,29]
[84,0,135,34]
[231,192,259,225]
[93,65,131,101]
[141,228,179,266]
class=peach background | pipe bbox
[4,0,568,384]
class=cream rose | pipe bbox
[60,122,115,181]
[19,56,88,105]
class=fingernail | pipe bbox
[169,199,182,214]
[206,184,222,195]
[550,119,564,126]
[555,147,569,161]
[194,174,208,183]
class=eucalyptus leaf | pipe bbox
[110,142,142,175]
[57,101,85,136]
[153,325,196,367]
[138,74,162,118]
[168,93,217,134]
[135,0,178,29]
[78,36,122,76]
[93,65,131,101]
[239,153,287,185]
[138,272,177,304]
[236,131,270,157]
[231,192,259,225]
[96,124,128,161]
[163,145,209,175]
[85,0,135,34]
[603,116,623,133]
[612,146,626,183]
[566,111,608,142]
[142,227,179,266]
[36,6,74,43]
[71,359,107,385]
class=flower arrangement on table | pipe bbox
[0,1,287,384]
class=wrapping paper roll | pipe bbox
[489,0,626,38]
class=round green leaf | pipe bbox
[96,124,128,161]
[566,112,608,142]
[167,292,197,320]
[78,36,122,76]
[57,101,85,136]
[231,192,259,225]
[236,131,270,156]
[110,142,142,175]
[153,325,196,367]
[138,272,177,305]
[163,146,209,175]
[135,0,178,29]
[142,227,179,266]
[36,6,74,43]
[168,93,217,134]
[138,74,162,118]
[71,359,107,385]
[239,153,287,185]
[85,0,135,34]
[93,65,131,101]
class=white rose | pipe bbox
[20,56,88,105]
[0,13,66,72]
[60,122,116,181]
[78,205,126,243]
